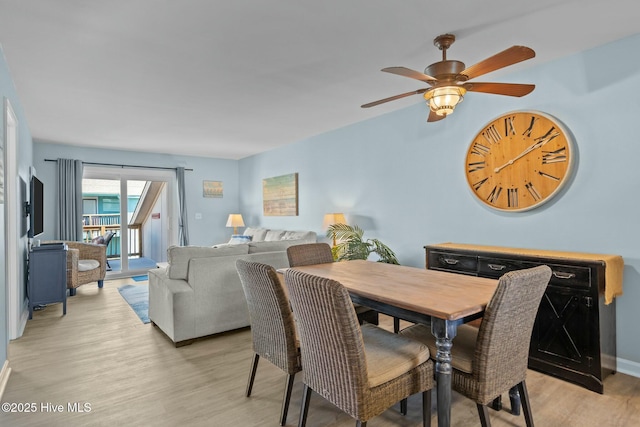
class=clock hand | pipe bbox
[493,132,560,173]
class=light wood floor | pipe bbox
[2,277,640,426]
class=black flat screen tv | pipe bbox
[28,175,44,238]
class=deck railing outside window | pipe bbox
[82,214,142,258]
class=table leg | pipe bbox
[431,318,459,427]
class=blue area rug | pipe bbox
[109,257,157,272]
[132,275,148,282]
[118,284,150,324]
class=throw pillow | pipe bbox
[228,235,252,245]
[264,230,286,241]
[92,235,105,244]
[282,231,312,240]
[243,227,268,242]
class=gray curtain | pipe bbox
[177,166,189,246]
[56,158,83,241]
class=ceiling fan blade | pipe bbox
[465,82,535,97]
[460,46,535,80]
[427,110,446,122]
[381,66,437,83]
[361,88,428,108]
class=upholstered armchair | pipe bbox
[64,241,107,296]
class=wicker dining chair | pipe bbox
[284,268,435,427]
[400,265,552,427]
[286,243,380,326]
[236,260,302,426]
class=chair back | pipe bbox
[473,265,552,397]
[103,231,115,247]
[236,260,300,374]
[287,243,333,267]
[284,269,368,411]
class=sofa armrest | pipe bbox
[149,267,196,343]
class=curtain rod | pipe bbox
[44,159,193,171]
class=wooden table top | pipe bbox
[287,260,499,321]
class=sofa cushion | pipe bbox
[248,240,305,254]
[282,230,317,242]
[78,259,100,272]
[167,245,249,280]
[243,227,268,242]
[264,230,286,241]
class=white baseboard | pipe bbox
[617,357,640,378]
[0,360,12,401]
[18,301,29,337]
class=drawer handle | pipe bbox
[488,264,506,271]
[442,258,459,265]
[553,271,576,280]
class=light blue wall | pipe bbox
[33,142,240,247]
[1,45,33,364]
[7,34,640,378]
[239,34,640,372]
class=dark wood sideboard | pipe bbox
[425,243,624,394]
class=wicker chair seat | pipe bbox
[77,259,100,271]
[362,323,430,387]
[401,322,477,374]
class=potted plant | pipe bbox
[326,223,399,264]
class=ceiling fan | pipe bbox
[361,34,536,122]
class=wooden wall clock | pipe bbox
[465,111,574,211]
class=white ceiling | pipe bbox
[0,0,637,159]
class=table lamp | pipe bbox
[226,214,245,235]
[322,212,346,247]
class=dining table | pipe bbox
[284,259,499,427]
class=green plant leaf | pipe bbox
[326,223,399,264]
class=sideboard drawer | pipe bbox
[478,256,592,289]
[547,264,592,290]
[427,250,477,274]
[478,256,538,278]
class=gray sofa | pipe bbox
[148,229,316,346]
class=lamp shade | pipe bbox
[322,213,346,229]
[424,86,466,117]
[226,214,245,233]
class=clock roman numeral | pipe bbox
[538,171,560,181]
[470,142,491,157]
[542,147,567,164]
[487,186,503,204]
[472,177,489,190]
[535,126,559,143]
[482,125,501,144]
[523,116,539,137]
[468,161,485,173]
[525,182,541,201]
[504,116,517,136]
[507,188,518,208]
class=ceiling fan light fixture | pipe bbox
[424,86,466,116]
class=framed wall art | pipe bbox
[203,180,223,198]
[262,173,298,216]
